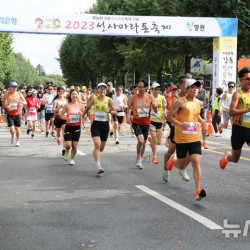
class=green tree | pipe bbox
[36,64,46,76]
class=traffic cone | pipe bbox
[0,110,3,123]
[207,109,214,136]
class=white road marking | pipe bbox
[136,185,223,230]
[77,150,86,156]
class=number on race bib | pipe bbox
[243,112,250,123]
[94,112,107,121]
[69,115,80,123]
[182,122,198,134]
[10,103,18,110]
[137,108,149,118]
[29,107,36,113]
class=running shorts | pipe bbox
[64,125,81,142]
[132,122,149,141]
[167,121,175,144]
[231,124,250,150]
[91,121,109,141]
[54,117,66,129]
[112,115,124,124]
[37,105,45,112]
[7,114,21,127]
[45,113,55,121]
[26,114,37,122]
[150,121,163,130]
[176,141,202,159]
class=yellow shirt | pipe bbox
[150,94,165,122]
[232,89,250,128]
[93,96,110,122]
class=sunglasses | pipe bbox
[59,90,65,92]
[99,87,107,90]
[241,77,250,81]
[171,89,177,91]
[228,86,235,88]
[48,88,53,90]
[154,88,161,90]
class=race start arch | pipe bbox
[0,12,238,92]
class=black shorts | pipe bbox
[132,122,149,141]
[231,124,250,150]
[64,125,81,142]
[91,121,110,141]
[176,141,202,159]
[113,114,124,124]
[45,113,55,121]
[7,114,21,127]
[54,117,66,129]
[167,122,175,144]
[150,121,163,130]
[200,108,205,120]
[37,105,45,112]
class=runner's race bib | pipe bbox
[69,115,80,123]
[117,111,124,117]
[151,111,160,118]
[243,112,250,123]
[10,103,18,110]
[182,122,197,134]
[46,104,53,112]
[94,112,107,121]
[137,108,149,118]
[29,107,36,113]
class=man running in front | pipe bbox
[166,79,206,201]
[220,67,250,169]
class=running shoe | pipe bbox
[10,135,14,144]
[16,141,20,147]
[109,131,113,137]
[135,158,141,168]
[64,152,69,161]
[51,132,56,137]
[57,138,62,145]
[62,149,66,156]
[166,154,176,171]
[162,170,170,182]
[148,137,152,142]
[40,127,44,132]
[31,134,35,139]
[97,167,104,174]
[69,159,75,165]
[220,152,230,169]
[202,141,208,149]
[27,128,31,135]
[195,188,206,201]
[178,168,190,181]
[152,157,159,164]
[115,140,119,145]
[45,132,49,137]
[138,163,144,169]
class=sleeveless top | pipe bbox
[6,91,22,116]
[113,95,125,116]
[66,102,82,126]
[93,96,110,122]
[132,93,152,125]
[174,96,201,143]
[55,99,67,119]
[150,94,165,123]
[232,89,250,128]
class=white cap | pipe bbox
[185,79,201,88]
[31,89,38,94]
[151,82,160,89]
[98,82,107,88]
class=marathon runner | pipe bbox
[220,67,250,169]
[166,79,206,201]
[37,85,45,131]
[127,79,158,169]
[149,82,167,164]
[2,82,27,146]
[60,89,85,165]
[82,83,117,174]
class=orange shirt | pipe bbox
[166,95,174,111]
[132,93,152,125]
[174,97,201,143]
[6,91,22,116]
[66,102,82,126]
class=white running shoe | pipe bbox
[178,168,190,181]
[10,135,14,144]
[16,141,20,147]
[97,167,104,174]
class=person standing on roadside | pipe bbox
[2,82,27,146]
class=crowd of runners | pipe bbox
[0,67,249,201]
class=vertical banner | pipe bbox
[213,37,237,94]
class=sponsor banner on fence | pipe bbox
[0,12,237,38]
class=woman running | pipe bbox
[26,90,41,138]
[53,86,67,146]
[82,83,117,174]
[60,89,85,165]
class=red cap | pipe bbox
[169,85,177,91]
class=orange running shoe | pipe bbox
[220,152,230,169]
[195,188,206,201]
[166,154,176,171]
[152,157,159,164]
[202,141,208,149]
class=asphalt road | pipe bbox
[0,121,249,250]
